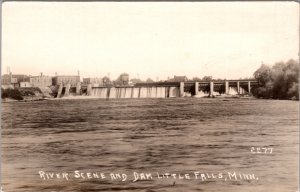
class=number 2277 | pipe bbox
[251,147,273,154]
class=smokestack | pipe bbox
[9,72,12,84]
[40,72,43,77]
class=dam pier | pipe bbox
[56,79,258,99]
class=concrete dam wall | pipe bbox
[56,80,258,99]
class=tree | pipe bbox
[192,77,202,81]
[202,76,213,81]
[102,76,111,86]
[254,64,272,86]
[1,88,23,100]
[253,59,299,100]
[146,78,154,83]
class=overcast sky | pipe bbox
[2,2,299,80]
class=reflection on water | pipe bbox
[1,98,299,192]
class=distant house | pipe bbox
[52,75,80,87]
[20,82,32,88]
[83,77,103,87]
[168,75,188,82]
[30,73,52,88]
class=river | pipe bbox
[1,98,299,192]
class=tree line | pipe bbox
[253,59,299,100]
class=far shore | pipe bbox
[3,94,298,103]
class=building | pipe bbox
[20,82,32,88]
[83,77,103,86]
[30,73,52,88]
[119,73,129,85]
[52,75,80,87]
[1,74,17,85]
[12,74,30,83]
[1,74,16,89]
[1,73,29,89]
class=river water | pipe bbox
[1,98,299,192]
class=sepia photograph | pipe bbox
[1,1,299,192]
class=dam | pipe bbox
[55,80,258,99]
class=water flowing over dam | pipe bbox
[56,80,258,99]
[89,87,179,98]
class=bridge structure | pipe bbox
[56,82,81,98]
[135,79,258,97]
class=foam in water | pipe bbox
[124,88,132,98]
[119,88,126,98]
[169,87,179,97]
[184,92,192,97]
[228,87,238,95]
[156,87,166,98]
[150,87,156,98]
[194,90,208,97]
[146,87,151,98]
[146,88,150,98]
[239,87,246,94]
[132,88,140,98]
[91,88,108,98]
[109,88,117,98]
[139,87,148,98]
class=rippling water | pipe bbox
[1,98,299,192]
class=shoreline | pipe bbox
[2,95,298,103]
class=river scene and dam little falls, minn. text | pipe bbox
[1,98,298,192]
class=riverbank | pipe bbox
[3,92,297,102]
[1,94,256,102]
[2,97,50,103]
[1,87,54,103]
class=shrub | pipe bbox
[1,89,23,100]
[253,59,299,100]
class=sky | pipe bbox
[1,2,299,80]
